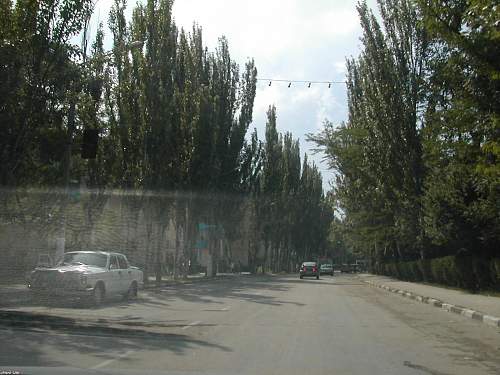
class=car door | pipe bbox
[117,254,132,293]
[108,255,123,295]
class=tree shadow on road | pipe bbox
[0,321,232,368]
[146,275,306,307]
[1,275,308,328]
[0,289,174,311]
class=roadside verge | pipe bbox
[142,272,256,289]
[361,274,500,328]
[142,273,233,289]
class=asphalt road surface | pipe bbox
[1,274,499,375]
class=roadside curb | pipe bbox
[142,276,215,290]
[364,280,500,328]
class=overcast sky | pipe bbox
[91,0,378,190]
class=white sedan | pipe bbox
[27,251,143,306]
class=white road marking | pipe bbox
[90,350,136,369]
[181,320,202,330]
[220,307,230,311]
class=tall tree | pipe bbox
[310,0,428,262]
[419,0,500,256]
[0,0,94,186]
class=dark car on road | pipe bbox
[299,262,319,279]
[340,263,359,273]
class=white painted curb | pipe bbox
[364,279,500,329]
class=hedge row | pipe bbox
[373,257,500,291]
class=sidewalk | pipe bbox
[145,272,249,287]
[359,274,500,327]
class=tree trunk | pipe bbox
[155,224,163,285]
[144,217,153,286]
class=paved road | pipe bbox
[1,274,499,375]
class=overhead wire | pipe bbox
[257,78,346,88]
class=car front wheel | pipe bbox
[125,281,138,300]
[92,283,105,307]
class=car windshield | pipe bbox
[303,263,317,267]
[59,253,108,268]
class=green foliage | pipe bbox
[309,0,427,262]
[310,0,498,286]
[1,0,331,277]
[396,261,424,282]
[250,106,331,272]
[491,259,500,289]
[377,256,498,291]
[0,0,94,186]
[454,254,477,290]
[472,257,493,290]
[417,259,431,282]
[420,0,500,256]
[429,256,458,286]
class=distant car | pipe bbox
[300,262,319,279]
[27,251,143,306]
[340,263,359,273]
[340,264,352,273]
[319,263,334,276]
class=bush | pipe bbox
[396,262,410,281]
[473,258,493,290]
[378,261,423,282]
[409,261,424,282]
[371,262,382,275]
[490,259,500,290]
[395,261,419,281]
[399,262,408,280]
[454,255,476,290]
[375,256,497,291]
[387,263,400,278]
[418,259,431,282]
[430,256,458,287]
